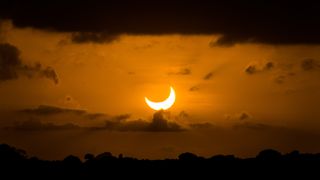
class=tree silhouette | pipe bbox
[0,143,319,178]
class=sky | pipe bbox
[1,1,320,160]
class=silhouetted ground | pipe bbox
[0,143,319,179]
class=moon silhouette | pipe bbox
[145,86,176,110]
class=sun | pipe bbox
[145,86,176,110]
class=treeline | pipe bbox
[0,143,319,178]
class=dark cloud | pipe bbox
[0,43,59,84]
[168,68,191,75]
[5,119,80,131]
[0,43,20,80]
[19,105,86,116]
[100,110,183,132]
[112,114,131,121]
[147,110,183,132]
[272,59,320,84]
[102,119,149,131]
[71,32,119,44]
[66,96,72,101]
[245,61,274,75]
[20,63,59,84]
[212,35,256,47]
[1,1,320,45]
[239,112,250,120]
[176,111,189,120]
[189,122,215,129]
[85,113,108,120]
[244,65,258,74]
[39,66,59,84]
[203,72,213,80]
[245,59,320,85]
[225,112,252,121]
[264,62,275,71]
[18,106,182,132]
[189,86,200,91]
[274,75,286,84]
[233,122,273,131]
[301,58,320,71]
[19,105,110,121]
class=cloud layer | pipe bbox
[17,106,183,132]
[168,68,191,76]
[245,62,274,75]
[98,110,183,132]
[1,1,320,45]
[19,105,86,116]
[6,119,80,131]
[244,58,320,85]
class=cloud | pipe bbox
[212,35,256,47]
[264,62,275,71]
[1,1,320,45]
[245,65,258,74]
[168,68,191,75]
[189,86,200,91]
[245,59,320,85]
[233,122,273,131]
[0,43,20,81]
[0,43,59,84]
[19,105,109,121]
[5,119,80,131]
[18,106,183,132]
[71,32,119,44]
[20,63,59,84]
[19,105,86,116]
[275,59,320,84]
[85,113,107,120]
[102,119,149,131]
[203,72,213,80]
[245,61,274,75]
[245,61,287,84]
[226,112,252,121]
[274,75,286,84]
[100,110,183,132]
[301,58,320,71]
[147,111,183,132]
[189,122,215,129]
[176,111,189,120]
[239,112,250,120]
[112,114,131,121]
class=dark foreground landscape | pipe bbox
[0,143,320,179]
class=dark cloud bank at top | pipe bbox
[1,1,320,45]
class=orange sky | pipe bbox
[1,21,320,159]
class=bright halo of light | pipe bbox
[145,86,176,110]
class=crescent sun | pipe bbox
[145,86,176,110]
